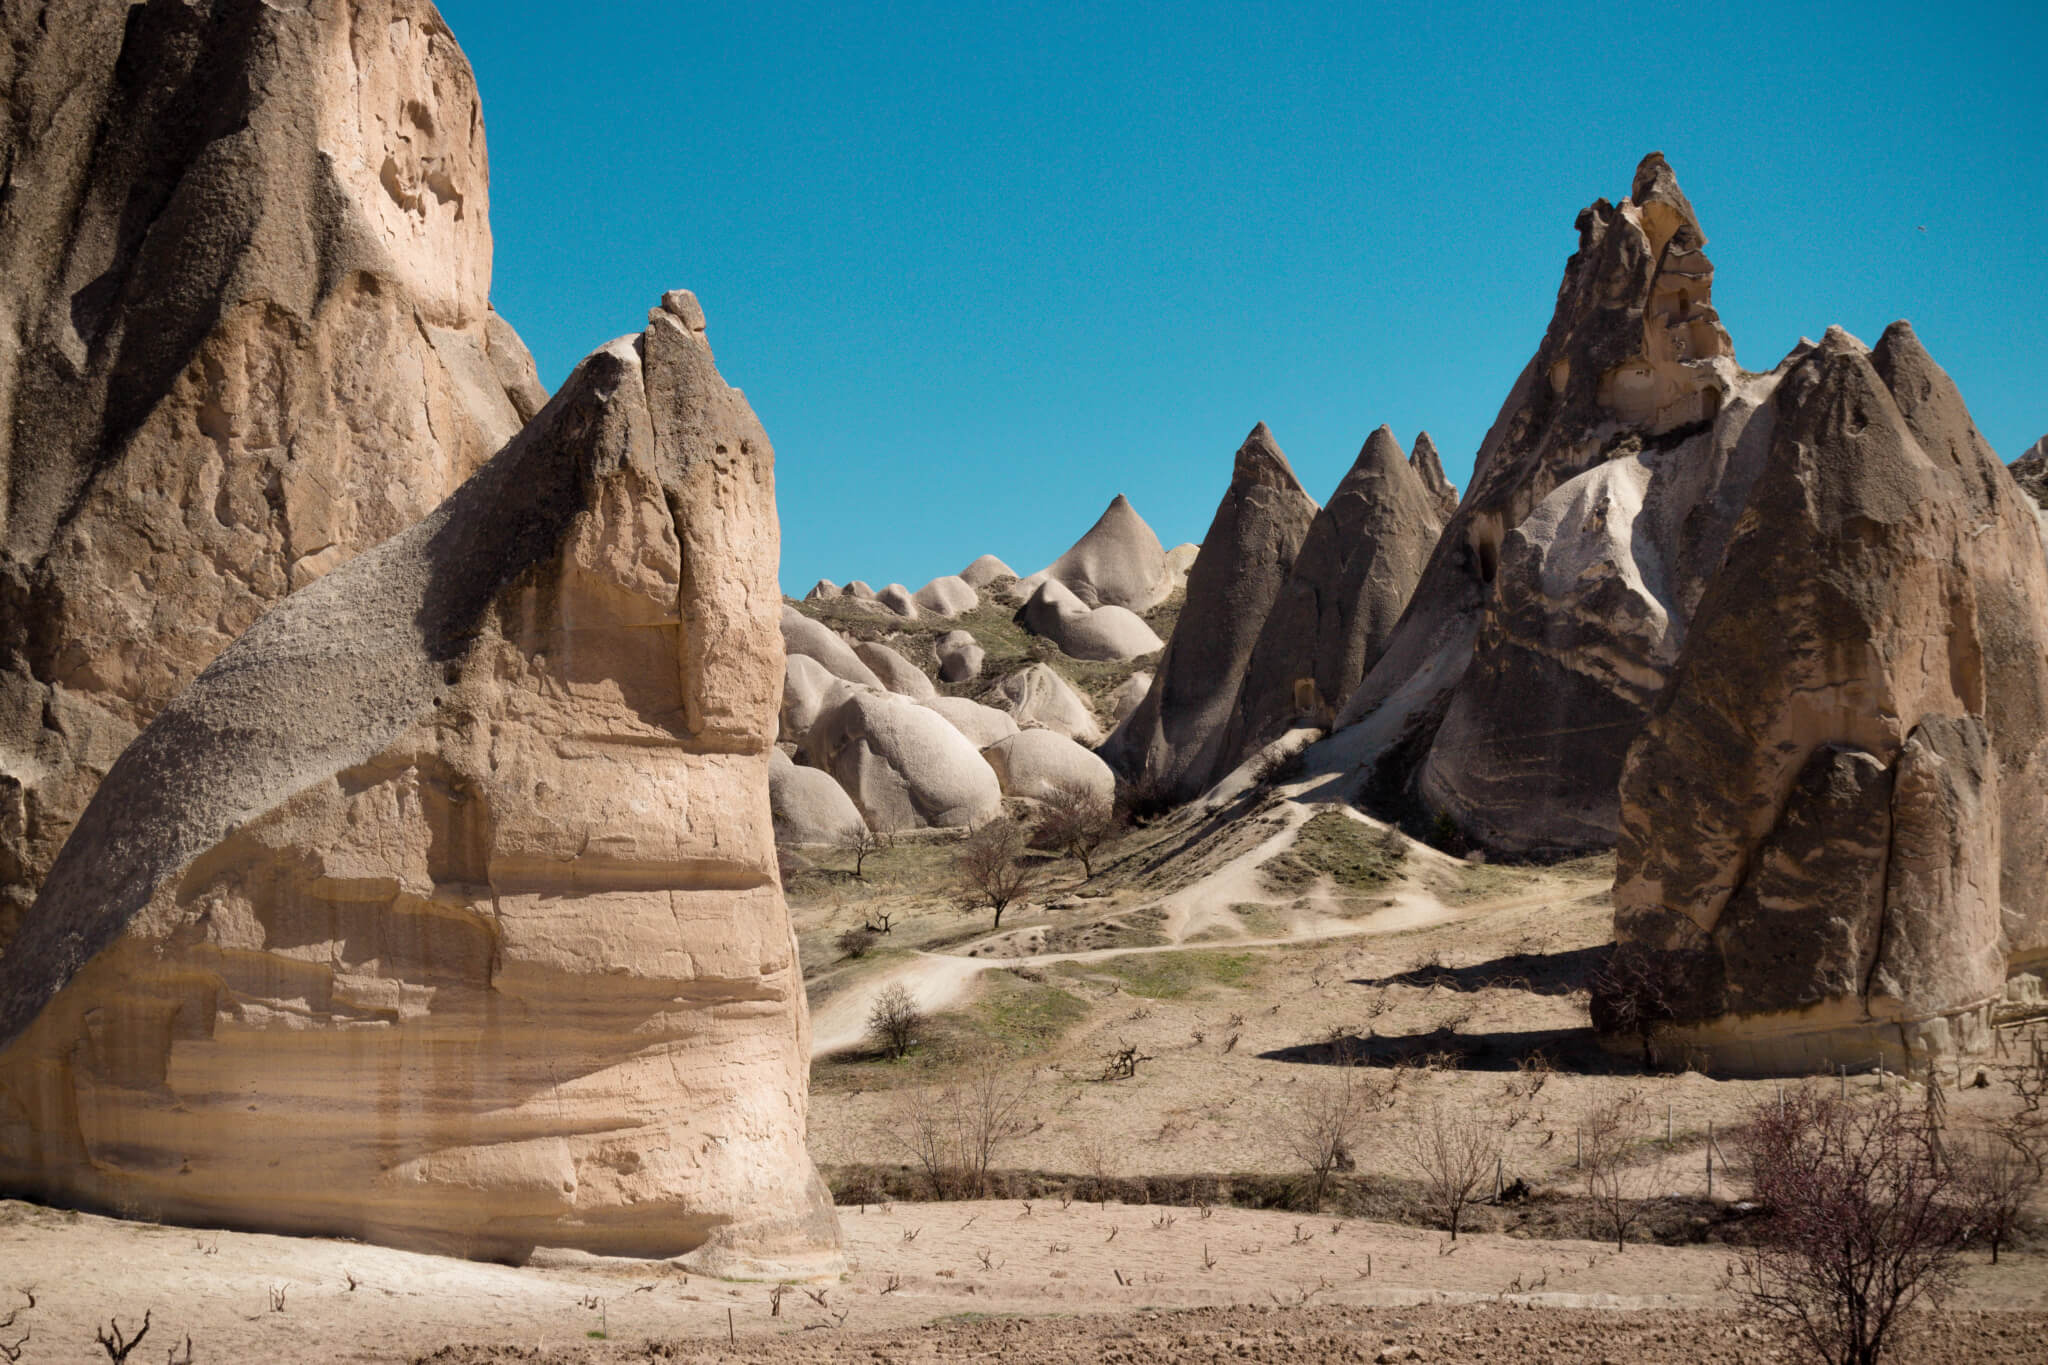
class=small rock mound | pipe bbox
[935,629,986,683]
[1019,578,1164,662]
[807,691,1004,832]
[959,554,1018,589]
[771,750,868,845]
[913,574,979,617]
[982,730,1115,804]
[855,640,937,699]
[994,664,1104,745]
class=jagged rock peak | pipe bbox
[2011,432,2048,510]
[0,291,842,1273]
[1233,422,1309,493]
[1408,430,1458,520]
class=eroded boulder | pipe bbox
[855,641,938,699]
[1018,578,1164,662]
[922,695,1021,749]
[771,750,868,846]
[982,729,1115,805]
[1037,494,1176,610]
[807,690,1003,832]
[0,293,843,1273]
[994,664,1104,746]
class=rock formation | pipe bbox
[922,695,1019,749]
[771,750,869,846]
[807,690,1003,832]
[1105,424,1318,801]
[1324,153,1777,854]
[855,641,938,699]
[1030,493,1176,611]
[1607,324,2048,1072]
[1107,671,1153,727]
[1409,432,1459,521]
[0,0,547,947]
[876,583,919,618]
[959,554,1017,589]
[935,629,985,682]
[982,730,1116,805]
[1018,578,1165,662]
[0,293,842,1272]
[1223,426,1442,766]
[781,607,884,689]
[993,664,1104,746]
[912,574,978,616]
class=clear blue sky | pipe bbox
[440,1,2046,597]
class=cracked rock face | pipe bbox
[0,294,842,1273]
[1610,324,2048,1073]
[0,0,545,948]
[1105,423,1318,802]
[1326,153,1772,855]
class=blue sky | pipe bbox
[440,1,2047,597]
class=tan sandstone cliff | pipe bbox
[0,292,842,1273]
[0,0,544,947]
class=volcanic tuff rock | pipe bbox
[912,574,979,617]
[993,663,1104,746]
[982,729,1116,805]
[781,606,885,689]
[1018,577,1166,662]
[1609,325,2048,1072]
[1106,424,1318,802]
[770,749,868,847]
[921,695,1019,749]
[1409,432,1459,522]
[0,0,546,947]
[780,653,864,756]
[1224,426,1443,767]
[1107,670,1153,727]
[807,689,1003,832]
[0,293,842,1272]
[1036,493,1177,611]
[935,629,985,683]
[854,640,938,699]
[959,554,1018,589]
[1324,153,1772,854]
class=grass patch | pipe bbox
[1260,810,1406,893]
[1444,860,1544,905]
[967,971,1091,1052]
[1058,949,1261,999]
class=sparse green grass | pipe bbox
[1260,810,1406,894]
[1444,860,1545,905]
[1056,949,1261,999]
[967,971,1091,1051]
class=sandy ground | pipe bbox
[4,1196,2044,1362]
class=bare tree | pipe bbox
[1955,1133,2041,1266]
[838,824,887,880]
[1033,781,1116,880]
[1736,1087,1976,1365]
[955,817,1039,930]
[836,926,878,959]
[1580,1090,1664,1251]
[866,983,923,1060]
[878,1051,1034,1197]
[1406,1098,1499,1240]
[1286,1064,1382,1211]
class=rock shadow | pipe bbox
[1350,944,1607,997]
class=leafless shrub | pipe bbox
[1285,1064,1383,1211]
[836,926,878,959]
[94,1311,148,1363]
[879,1052,1034,1198]
[1954,1132,2041,1266]
[862,909,894,935]
[1588,945,1693,1070]
[1736,1087,1975,1365]
[0,1291,28,1364]
[1406,1098,1500,1241]
[1113,772,1179,825]
[838,825,888,880]
[1033,781,1117,879]
[955,817,1040,930]
[866,983,924,1060]
[1100,1043,1155,1081]
[1580,1090,1664,1251]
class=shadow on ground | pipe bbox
[1260,1024,1641,1074]
[1350,944,1608,998]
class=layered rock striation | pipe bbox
[0,0,544,945]
[0,294,842,1272]
[1608,325,2048,1071]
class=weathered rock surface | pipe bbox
[1038,494,1176,611]
[855,641,937,699]
[912,575,978,617]
[981,730,1115,805]
[1609,324,2048,1072]
[781,606,884,689]
[1409,432,1459,522]
[959,554,1017,589]
[1165,543,1201,579]
[1018,578,1164,662]
[1224,426,1442,766]
[876,583,920,618]
[1107,671,1153,727]
[993,664,1104,746]
[1324,153,1768,855]
[770,750,868,846]
[2011,434,2048,505]
[0,0,547,947]
[1105,424,1318,802]
[781,654,866,755]
[921,695,1020,749]
[807,690,1003,832]
[804,579,840,601]
[0,293,842,1270]
[935,629,985,683]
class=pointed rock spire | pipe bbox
[1222,426,1443,767]
[1037,492,1174,610]
[1408,431,1458,521]
[2011,433,2048,510]
[1103,424,1318,802]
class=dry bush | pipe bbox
[1954,1132,2041,1266]
[955,817,1040,930]
[1736,1087,1976,1365]
[1579,1089,1665,1251]
[1588,944,1699,1070]
[1114,772,1178,826]
[1285,1064,1384,1211]
[1406,1098,1499,1240]
[866,983,924,1060]
[879,1052,1034,1198]
[1033,781,1117,879]
[836,926,878,959]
